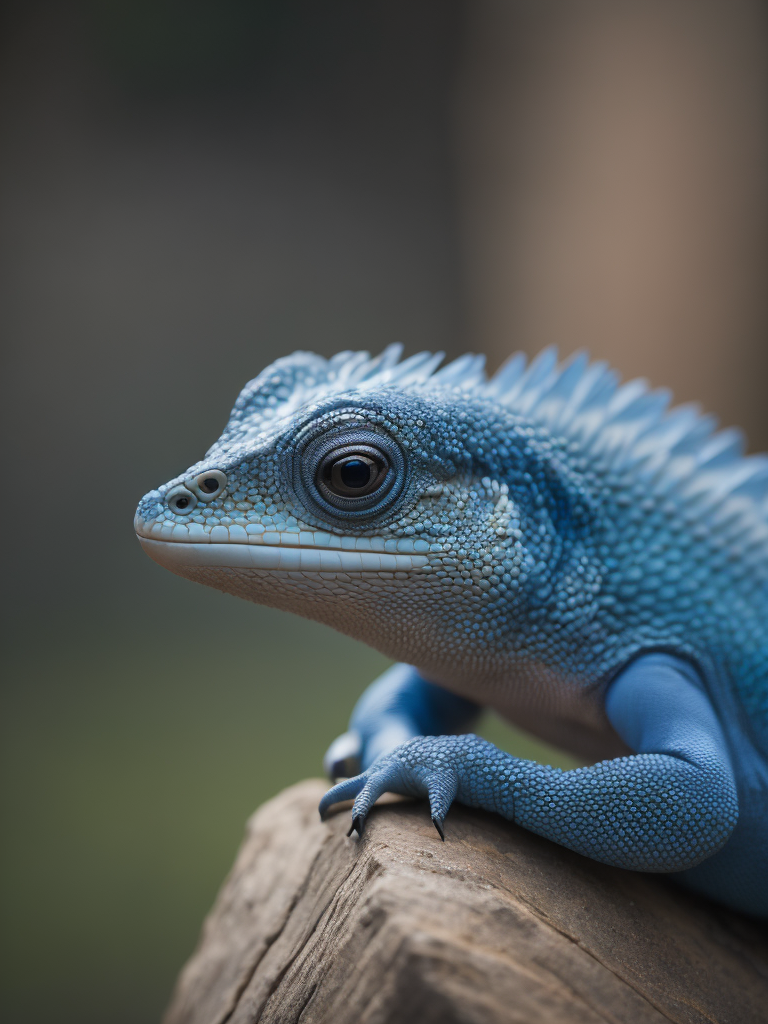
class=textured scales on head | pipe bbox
[216,343,768,548]
[216,344,486,448]
[136,342,768,738]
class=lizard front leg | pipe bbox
[323,663,479,780]
[320,654,738,871]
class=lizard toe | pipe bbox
[318,774,367,820]
[321,737,465,839]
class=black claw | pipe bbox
[347,815,365,838]
[432,816,445,841]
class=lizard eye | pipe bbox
[192,469,227,502]
[322,452,388,498]
[300,428,406,519]
[166,485,197,515]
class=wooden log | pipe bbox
[164,780,768,1024]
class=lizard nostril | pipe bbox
[194,469,228,502]
[166,485,197,515]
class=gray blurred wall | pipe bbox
[1,0,466,629]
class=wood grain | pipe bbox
[164,780,768,1024]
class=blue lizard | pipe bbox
[135,346,768,916]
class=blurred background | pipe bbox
[1,2,766,1022]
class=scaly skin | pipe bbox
[135,346,768,916]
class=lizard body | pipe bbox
[135,346,768,915]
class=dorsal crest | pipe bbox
[219,345,768,538]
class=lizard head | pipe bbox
[135,345,596,683]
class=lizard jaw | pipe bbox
[138,537,430,573]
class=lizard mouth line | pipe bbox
[138,537,430,572]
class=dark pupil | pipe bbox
[339,459,371,490]
[175,496,189,509]
[202,478,218,493]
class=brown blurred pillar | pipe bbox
[457,0,768,449]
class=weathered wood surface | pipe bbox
[164,780,768,1024]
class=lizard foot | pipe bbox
[318,736,461,840]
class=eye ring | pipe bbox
[297,428,407,520]
[191,469,228,502]
[166,485,197,515]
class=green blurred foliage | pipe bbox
[1,591,576,1024]
[1,600,386,1023]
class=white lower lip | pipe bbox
[138,537,430,573]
